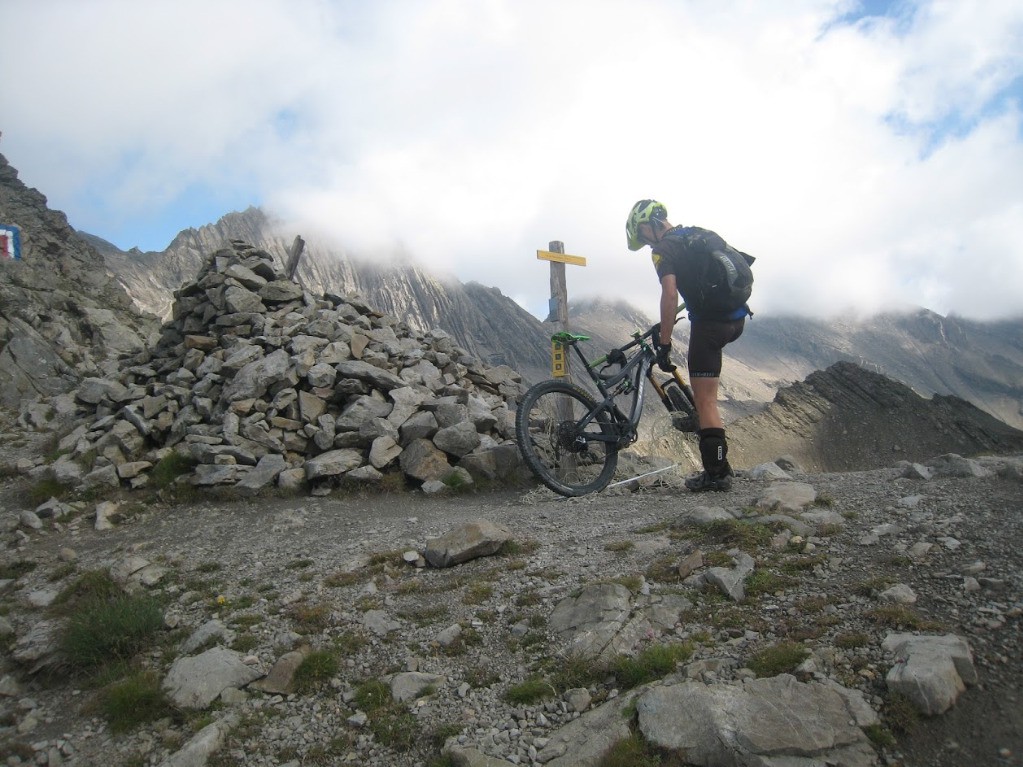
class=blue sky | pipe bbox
[2,0,1021,321]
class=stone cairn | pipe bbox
[46,241,527,495]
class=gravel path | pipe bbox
[1,440,1021,767]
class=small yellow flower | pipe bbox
[216,595,227,605]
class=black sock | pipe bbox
[698,428,730,477]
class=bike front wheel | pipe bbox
[665,383,699,433]
[515,380,619,497]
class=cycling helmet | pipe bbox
[626,199,668,250]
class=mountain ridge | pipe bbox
[82,205,1023,430]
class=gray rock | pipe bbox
[637,675,877,767]
[260,279,305,303]
[162,647,262,709]
[539,689,639,766]
[926,453,993,478]
[362,609,401,636]
[749,462,791,480]
[181,620,235,655]
[249,649,309,694]
[400,438,452,482]
[155,714,238,767]
[389,671,446,703]
[433,420,481,457]
[882,633,976,715]
[756,482,817,513]
[702,549,756,602]
[221,348,291,403]
[235,453,287,495]
[304,448,364,479]
[424,519,513,568]
[335,360,406,392]
[548,583,633,658]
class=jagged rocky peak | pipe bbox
[27,240,529,495]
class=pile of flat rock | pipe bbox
[31,241,528,495]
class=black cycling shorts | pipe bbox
[688,318,745,378]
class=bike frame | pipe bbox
[553,329,663,448]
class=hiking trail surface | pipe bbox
[1,420,1020,767]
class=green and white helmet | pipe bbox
[625,199,668,250]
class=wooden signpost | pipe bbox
[537,241,586,379]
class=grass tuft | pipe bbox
[91,671,175,732]
[60,593,164,671]
[610,642,694,690]
[293,649,340,693]
[747,641,809,677]
[503,675,555,705]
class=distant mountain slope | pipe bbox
[83,208,553,382]
[82,206,1023,430]
[727,361,1023,472]
[733,312,1023,430]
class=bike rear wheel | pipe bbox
[515,380,619,497]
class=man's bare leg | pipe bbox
[691,377,722,429]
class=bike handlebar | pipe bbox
[591,303,686,373]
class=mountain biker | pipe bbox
[626,199,752,492]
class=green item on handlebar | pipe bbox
[551,331,590,344]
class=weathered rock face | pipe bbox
[728,361,1023,473]
[41,240,528,493]
[0,152,157,408]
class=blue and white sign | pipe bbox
[0,225,21,261]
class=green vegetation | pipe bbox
[604,540,635,553]
[599,733,688,767]
[747,641,809,677]
[285,601,332,634]
[150,451,198,490]
[504,675,555,704]
[610,643,694,690]
[294,649,341,693]
[60,597,164,671]
[882,691,920,734]
[26,478,71,508]
[462,583,493,605]
[53,570,164,672]
[352,678,419,751]
[866,605,942,631]
[834,632,870,649]
[744,570,795,597]
[91,671,175,732]
[0,561,37,580]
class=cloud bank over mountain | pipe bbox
[2,0,1021,320]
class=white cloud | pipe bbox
[1,0,1021,320]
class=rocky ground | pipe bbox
[0,415,1021,767]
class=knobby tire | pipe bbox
[515,380,619,497]
[665,384,699,433]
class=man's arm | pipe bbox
[659,273,678,345]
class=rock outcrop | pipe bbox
[0,152,157,409]
[32,240,528,493]
[728,361,1023,472]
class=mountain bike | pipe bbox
[515,313,699,497]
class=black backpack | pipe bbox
[671,228,755,316]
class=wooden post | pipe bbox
[548,240,568,328]
[285,235,306,282]
[547,240,571,381]
[536,243,586,381]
